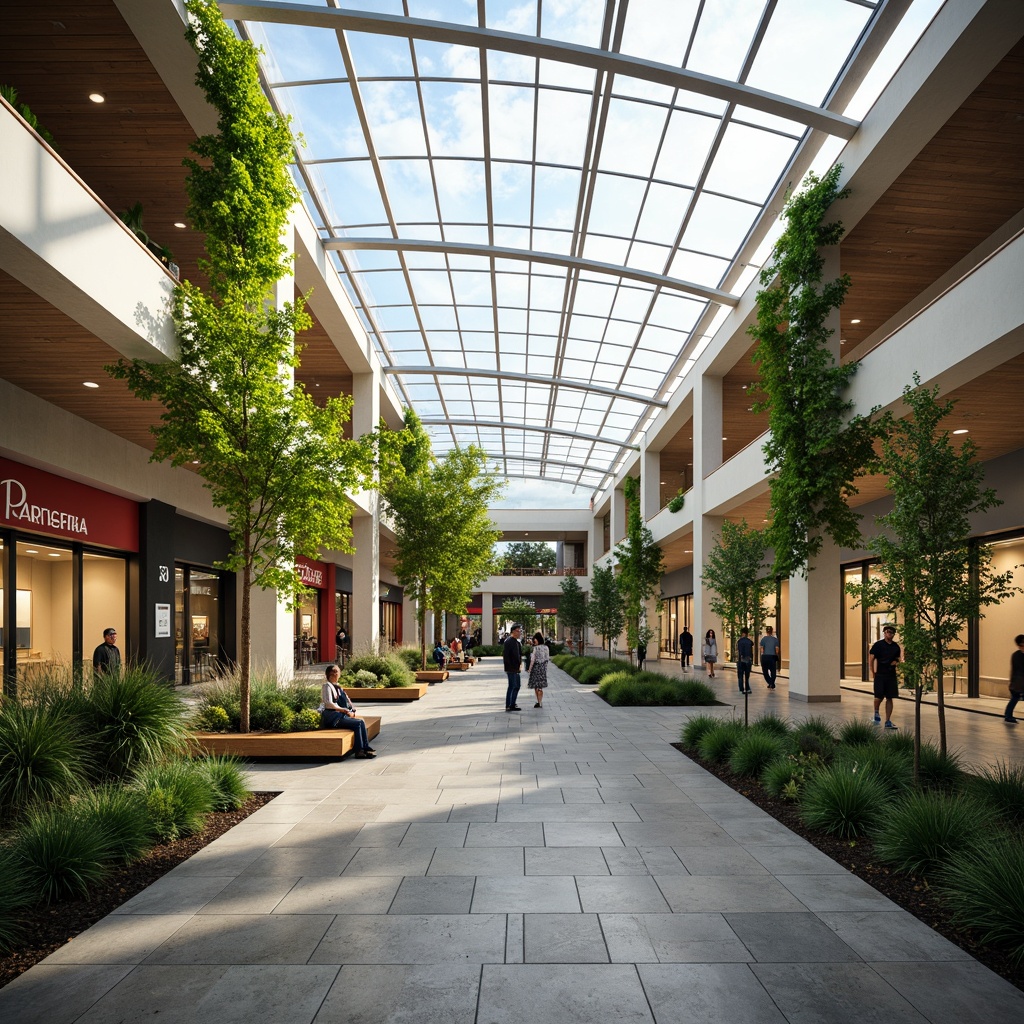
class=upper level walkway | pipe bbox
[2,659,1022,1023]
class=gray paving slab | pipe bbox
[6,658,1020,1024]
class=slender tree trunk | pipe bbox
[934,635,948,756]
[913,682,922,786]
[240,552,251,734]
[418,579,428,671]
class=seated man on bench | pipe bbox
[320,664,376,758]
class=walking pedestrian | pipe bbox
[679,627,693,669]
[637,640,647,671]
[870,623,902,730]
[1004,634,1024,724]
[760,625,780,689]
[736,627,754,694]
[702,629,718,678]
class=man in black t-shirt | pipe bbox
[870,624,901,730]
[92,627,121,679]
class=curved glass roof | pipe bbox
[221,0,939,498]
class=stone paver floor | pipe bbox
[3,659,1023,1023]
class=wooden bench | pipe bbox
[193,716,381,759]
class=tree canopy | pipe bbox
[588,563,625,659]
[108,0,375,729]
[382,411,504,668]
[558,575,589,649]
[499,541,557,572]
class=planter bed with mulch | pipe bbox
[672,742,1024,994]
[0,792,277,990]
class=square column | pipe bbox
[640,445,660,520]
[788,538,841,702]
[351,510,380,656]
[248,581,295,683]
[482,592,494,644]
[693,513,724,647]
[610,485,627,550]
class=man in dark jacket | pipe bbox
[93,627,121,678]
[503,623,524,711]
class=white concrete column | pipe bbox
[693,513,724,653]
[247,581,295,683]
[482,592,494,644]
[694,374,724,479]
[610,486,627,550]
[401,593,417,647]
[788,538,841,702]
[640,445,661,521]
[351,511,380,656]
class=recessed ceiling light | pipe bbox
[722,436,728,441]
[88,92,105,104]
[850,318,861,324]
[48,552,62,557]
[25,549,39,554]
[684,549,692,553]
[173,221,186,229]
[953,429,969,435]
[83,381,99,388]
[660,480,665,485]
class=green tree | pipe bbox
[588,563,625,659]
[750,166,883,579]
[702,519,776,660]
[382,415,503,669]
[851,376,1018,766]
[558,575,589,652]
[499,541,557,573]
[498,598,539,638]
[108,0,374,730]
[615,476,664,662]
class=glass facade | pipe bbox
[659,594,693,655]
[175,565,225,685]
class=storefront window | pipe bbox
[83,552,127,666]
[295,592,319,667]
[175,565,224,685]
[843,567,865,680]
[14,540,73,681]
[380,600,400,648]
[978,536,1024,697]
[658,595,693,654]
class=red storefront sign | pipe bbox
[0,457,139,551]
[296,556,326,588]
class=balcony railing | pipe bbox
[495,566,587,577]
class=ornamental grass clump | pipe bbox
[729,730,787,779]
[680,714,722,751]
[133,758,216,842]
[84,666,189,778]
[834,742,914,794]
[761,751,824,801]
[970,760,1024,828]
[838,719,878,747]
[0,702,91,819]
[697,720,746,764]
[76,785,154,864]
[348,652,415,687]
[872,791,995,877]
[937,837,1024,964]
[751,713,790,738]
[800,762,889,838]
[917,743,965,792]
[196,754,251,812]
[0,847,34,951]
[14,803,114,904]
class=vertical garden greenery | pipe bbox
[108,0,375,730]
[750,165,882,579]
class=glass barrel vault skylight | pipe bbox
[219,0,927,494]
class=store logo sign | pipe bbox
[298,563,324,587]
[2,477,89,536]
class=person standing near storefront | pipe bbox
[870,623,902,730]
[92,628,121,678]
[1003,634,1024,724]
[679,627,693,669]
[736,627,754,694]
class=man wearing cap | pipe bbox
[870,624,902,729]
[503,623,524,711]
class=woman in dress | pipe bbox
[527,631,550,708]
[702,628,718,679]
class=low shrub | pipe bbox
[394,646,422,671]
[762,751,825,801]
[76,785,153,864]
[873,791,995,877]
[15,804,113,904]
[751,713,790,738]
[196,754,251,812]
[193,704,231,732]
[134,758,215,842]
[697,720,746,764]
[730,731,788,778]
[292,708,322,732]
[282,684,322,712]
[680,714,721,750]
[84,667,189,778]
[472,645,502,658]
[250,697,294,733]
[790,729,834,762]
[0,702,90,818]
[793,715,836,743]
[347,653,415,688]
[937,837,1024,964]
[577,660,633,686]
[838,719,878,747]
[353,669,384,688]
[971,760,1024,827]
[881,729,916,757]
[800,763,889,838]
[677,680,718,705]
[597,673,717,707]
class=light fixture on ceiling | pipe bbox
[953,429,969,435]
[83,381,99,388]
[88,92,105,104]
[722,436,727,441]
[173,221,186,229]
[48,552,62,557]
[25,549,39,554]
[850,318,861,324]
